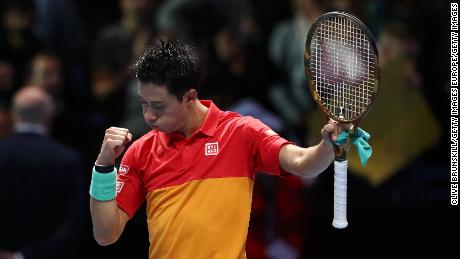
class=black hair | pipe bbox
[134,36,200,100]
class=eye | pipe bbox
[153,105,165,110]
[139,99,148,107]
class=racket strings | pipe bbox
[310,16,376,120]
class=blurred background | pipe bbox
[0,0,456,258]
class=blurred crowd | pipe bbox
[0,0,451,258]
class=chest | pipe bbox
[141,131,254,191]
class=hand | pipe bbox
[321,119,342,144]
[96,127,132,166]
[321,120,354,145]
[0,250,16,259]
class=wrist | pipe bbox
[89,166,117,201]
[320,138,334,149]
[320,139,335,159]
[94,164,115,173]
[95,155,114,167]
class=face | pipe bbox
[4,8,32,32]
[120,0,156,19]
[32,55,63,95]
[137,82,190,134]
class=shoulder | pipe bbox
[229,113,268,129]
[134,130,156,145]
[123,130,156,159]
[218,110,252,129]
[218,111,271,135]
[1,133,78,157]
[3,134,82,165]
[46,138,83,163]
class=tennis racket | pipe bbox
[304,12,379,228]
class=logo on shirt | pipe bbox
[205,142,219,156]
[116,181,124,193]
[119,165,130,175]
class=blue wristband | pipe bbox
[89,166,117,201]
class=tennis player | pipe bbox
[89,36,338,259]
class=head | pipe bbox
[134,36,201,133]
[12,86,55,127]
[119,0,157,24]
[28,52,63,96]
[291,0,323,19]
[1,0,35,33]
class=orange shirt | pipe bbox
[116,100,291,259]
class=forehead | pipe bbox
[137,82,173,101]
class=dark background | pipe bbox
[0,0,457,258]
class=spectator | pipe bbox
[24,52,92,158]
[91,0,158,101]
[0,86,87,259]
[0,0,41,91]
[89,0,159,142]
[267,0,324,128]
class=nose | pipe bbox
[144,108,158,122]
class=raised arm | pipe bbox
[90,127,132,246]
[90,197,130,245]
[279,122,337,178]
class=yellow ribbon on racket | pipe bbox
[334,128,372,167]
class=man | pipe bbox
[27,52,64,98]
[89,36,338,258]
[0,86,86,259]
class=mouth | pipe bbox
[150,125,163,131]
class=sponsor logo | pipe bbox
[116,181,124,193]
[119,165,130,175]
[205,142,219,156]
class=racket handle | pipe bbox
[333,160,348,229]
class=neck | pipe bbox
[182,100,208,138]
[15,122,48,136]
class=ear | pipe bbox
[183,89,197,103]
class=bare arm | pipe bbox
[90,127,132,246]
[90,199,130,246]
[279,122,337,178]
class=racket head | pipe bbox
[304,11,379,124]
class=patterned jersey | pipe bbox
[116,100,291,259]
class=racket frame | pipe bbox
[304,11,380,160]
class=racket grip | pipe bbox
[333,160,348,229]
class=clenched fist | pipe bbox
[95,127,133,166]
[321,119,350,145]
